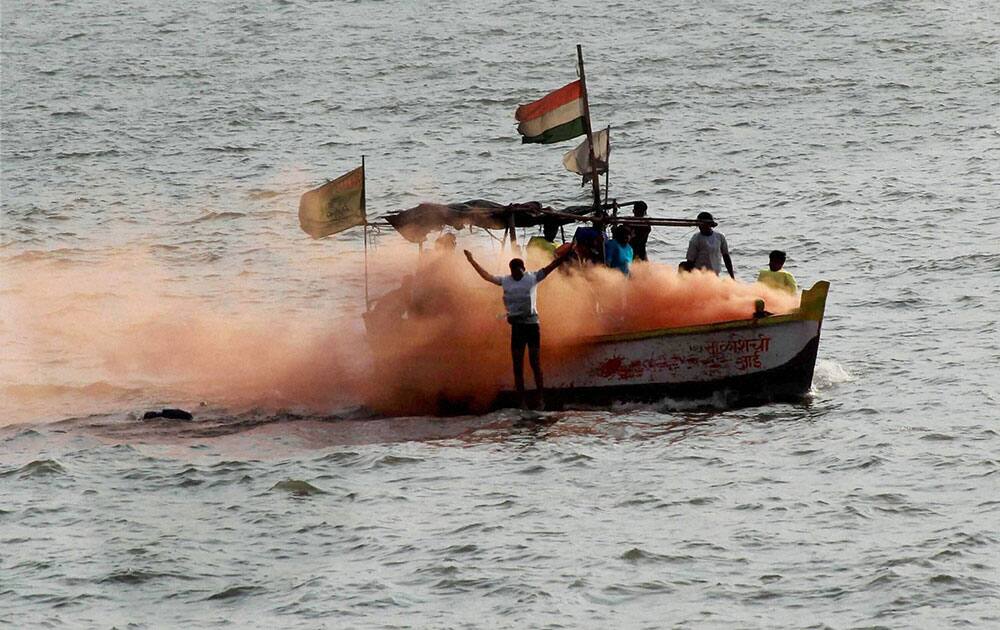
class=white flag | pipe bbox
[562,128,610,177]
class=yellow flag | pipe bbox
[298,166,365,238]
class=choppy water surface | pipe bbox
[2,0,998,627]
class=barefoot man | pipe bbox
[464,249,570,409]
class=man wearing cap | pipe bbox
[686,211,735,279]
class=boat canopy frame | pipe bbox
[381,198,704,244]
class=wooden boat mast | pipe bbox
[576,45,603,210]
[362,155,370,311]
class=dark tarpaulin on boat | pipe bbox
[384,200,594,243]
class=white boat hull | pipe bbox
[496,281,829,408]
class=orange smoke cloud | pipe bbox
[0,249,371,423]
[362,247,801,415]
[0,241,800,422]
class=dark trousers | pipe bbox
[509,323,543,404]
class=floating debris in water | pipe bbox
[141,408,193,421]
[269,479,326,497]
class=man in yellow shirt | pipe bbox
[757,250,797,293]
[526,221,559,265]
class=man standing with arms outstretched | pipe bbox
[464,249,570,410]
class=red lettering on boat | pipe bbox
[592,356,645,380]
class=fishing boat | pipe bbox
[298,46,831,413]
[368,199,830,412]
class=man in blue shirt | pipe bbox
[604,225,634,275]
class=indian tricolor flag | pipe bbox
[515,80,586,144]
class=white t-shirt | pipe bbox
[492,269,548,324]
[687,231,729,274]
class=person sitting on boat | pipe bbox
[526,220,560,265]
[409,232,462,316]
[464,249,571,409]
[686,211,735,279]
[571,224,605,265]
[604,224,634,275]
[756,250,797,293]
[363,275,414,333]
[752,298,774,319]
[434,231,457,253]
[629,201,651,262]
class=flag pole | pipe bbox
[362,155,370,312]
[576,44,602,210]
[603,124,611,205]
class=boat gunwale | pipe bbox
[580,280,830,345]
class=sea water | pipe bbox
[2,0,998,627]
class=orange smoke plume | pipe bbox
[1,242,799,423]
[362,247,800,414]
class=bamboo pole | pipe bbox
[529,207,702,227]
[362,155,370,312]
[507,212,518,251]
[576,45,602,210]
[603,125,611,205]
[372,213,702,229]
[613,217,702,227]
[371,199,705,236]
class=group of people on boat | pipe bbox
[462,209,798,409]
[523,202,651,275]
[368,205,799,410]
[519,206,795,292]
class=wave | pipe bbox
[54,149,121,159]
[812,359,852,390]
[204,145,256,153]
[181,211,246,224]
[245,189,284,200]
[0,459,66,478]
[269,479,327,496]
